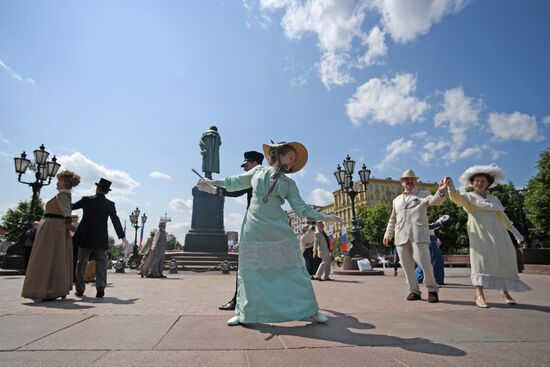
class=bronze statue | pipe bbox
[200,126,221,179]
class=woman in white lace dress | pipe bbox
[198,141,342,326]
[446,165,530,308]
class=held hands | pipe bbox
[322,214,343,223]
[196,179,218,195]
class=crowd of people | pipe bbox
[19,139,530,326]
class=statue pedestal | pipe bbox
[184,187,228,253]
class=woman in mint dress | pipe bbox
[198,141,342,326]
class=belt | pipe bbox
[44,213,66,220]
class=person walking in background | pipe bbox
[313,220,332,281]
[383,169,448,303]
[142,220,168,278]
[300,224,316,279]
[446,165,530,308]
[21,170,80,301]
[72,178,129,298]
[138,229,157,278]
[392,242,399,276]
[197,141,342,326]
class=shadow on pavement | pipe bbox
[250,310,466,357]
[440,300,550,314]
[76,297,140,305]
[22,299,94,310]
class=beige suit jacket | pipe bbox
[384,189,444,246]
[313,231,331,261]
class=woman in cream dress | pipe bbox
[446,165,530,308]
[22,170,80,301]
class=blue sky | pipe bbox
[1,0,549,242]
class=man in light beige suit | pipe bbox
[313,220,332,281]
[383,169,448,303]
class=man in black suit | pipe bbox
[72,178,129,298]
[210,151,263,311]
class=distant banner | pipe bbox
[341,225,347,252]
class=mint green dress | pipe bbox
[213,165,324,323]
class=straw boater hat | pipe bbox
[400,169,418,180]
[262,141,308,173]
[459,164,503,188]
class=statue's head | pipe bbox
[209,125,218,131]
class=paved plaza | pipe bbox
[1,268,549,366]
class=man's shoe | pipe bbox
[96,288,105,298]
[406,292,421,301]
[428,291,439,303]
[75,291,84,297]
[219,300,236,311]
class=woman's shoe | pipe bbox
[311,311,329,323]
[227,316,240,326]
[475,295,489,308]
[503,293,516,305]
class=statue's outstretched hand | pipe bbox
[197,179,218,195]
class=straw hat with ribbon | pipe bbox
[262,141,308,173]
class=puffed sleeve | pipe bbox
[448,187,478,213]
[285,179,323,220]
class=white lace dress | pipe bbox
[213,165,324,323]
[448,188,530,292]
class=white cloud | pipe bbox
[372,0,470,43]
[289,74,307,88]
[434,86,481,147]
[346,73,429,126]
[359,25,387,66]
[0,58,35,84]
[375,138,414,171]
[542,116,550,125]
[309,188,334,206]
[0,132,10,144]
[58,152,139,204]
[315,173,330,184]
[150,171,172,180]
[168,198,193,212]
[488,112,545,142]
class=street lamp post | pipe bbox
[3,144,61,270]
[128,207,147,269]
[333,155,371,270]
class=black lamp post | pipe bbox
[333,155,371,269]
[128,207,147,269]
[3,144,61,270]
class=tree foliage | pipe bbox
[0,199,45,243]
[357,202,392,255]
[524,148,550,247]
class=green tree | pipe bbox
[106,236,123,259]
[166,234,183,250]
[357,202,393,255]
[525,148,550,247]
[0,199,45,243]
[427,197,469,255]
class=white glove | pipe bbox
[122,238,130,248]
[322,214,343,223]
[197,179,218,195]
[509,225,525,244]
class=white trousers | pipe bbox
[315,255,331,279]
[396,241,438,294]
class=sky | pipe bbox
[1,0,549,244]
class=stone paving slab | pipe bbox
[0,314,91,351]
[21,315,178,351]
[90,350,248,367]
[156,315,284,350]
[0,351,106,367]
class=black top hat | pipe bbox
[95,178,112,192]
[241,151,264,167]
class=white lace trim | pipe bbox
[239,238,305,271]
[470,274,531,292]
